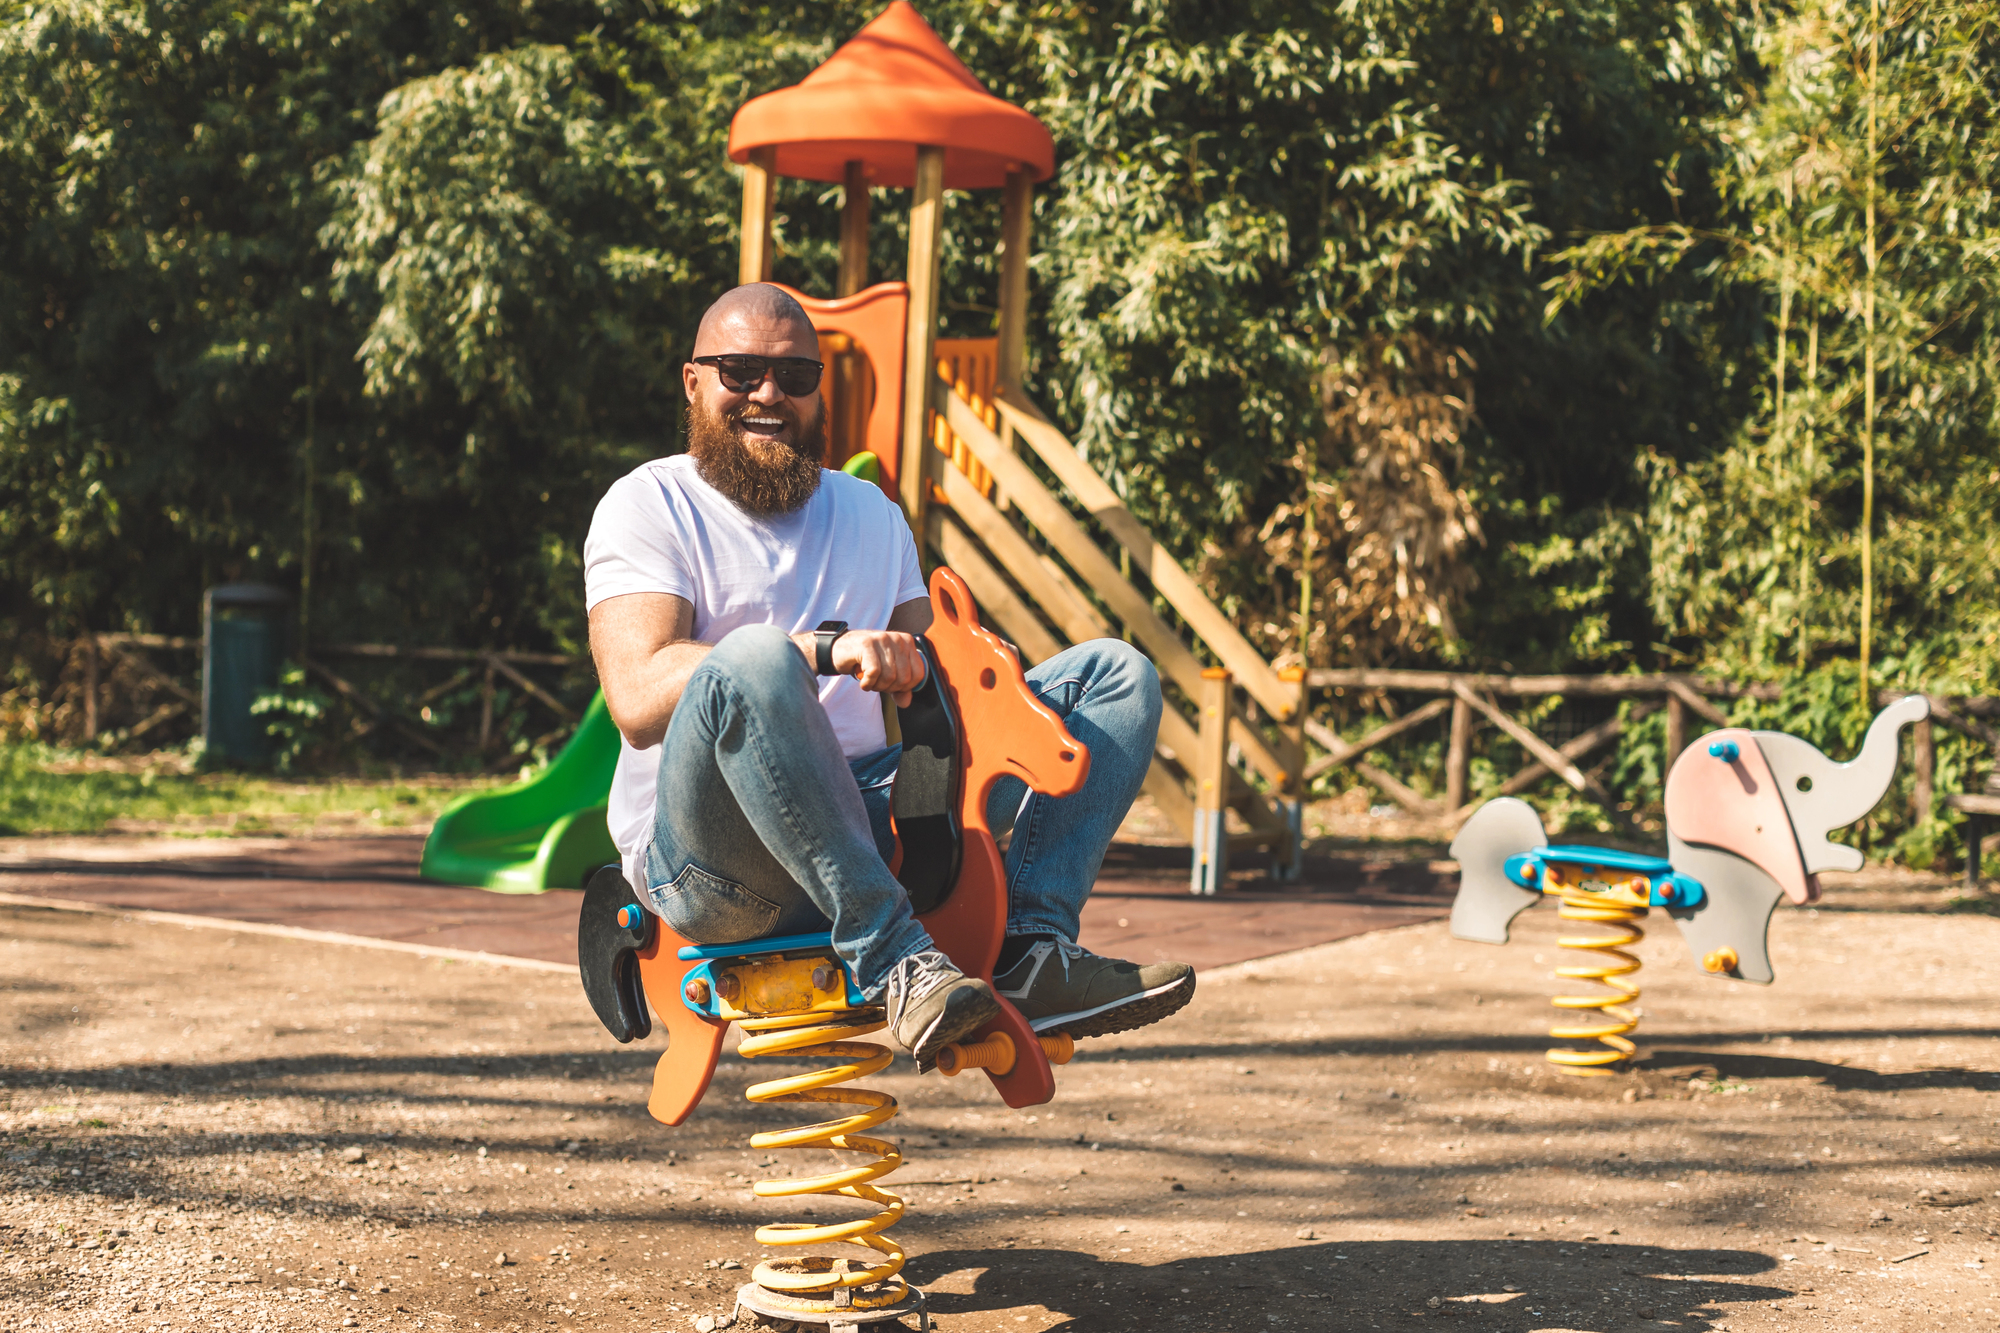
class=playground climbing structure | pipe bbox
[729,1,1308,892]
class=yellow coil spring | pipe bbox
[1545,892,1647,1076]
[736,1007,909,1312]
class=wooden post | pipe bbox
[1192,667,1232,896]
[834,161,872,469]
[1271,665,1307,880]
[1970,814,1987,891]
[82,634,98,742]
[478,664,495,753]
[899,145,947,531]
[738,146,777,285]
[1666,693,1687,772]
[1912,715,1934,822]
[995,168,1033,394]
[838,160,870,297]
[1444,694,1472,812]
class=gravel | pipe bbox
[2,889,1995,1331]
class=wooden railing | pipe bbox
[922,373,1307,884]
[70,633,589,767]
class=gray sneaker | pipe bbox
[883,949,1000,1066]
[992,937,1195,1040]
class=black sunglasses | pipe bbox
[691,354,824,397]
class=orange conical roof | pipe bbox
[727,2,1054,191]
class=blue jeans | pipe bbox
[643,625,1160,998]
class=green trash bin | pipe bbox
[202,583,291,765]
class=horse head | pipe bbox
[925,567,1089,820]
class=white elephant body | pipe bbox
[1449,695,1929,985]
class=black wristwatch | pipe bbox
[813,620,850,676]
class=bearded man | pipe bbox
[583,284,1194,1065]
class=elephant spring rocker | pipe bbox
[1449,695,1929,1075]
[577,569,1087,1330]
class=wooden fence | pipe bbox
[74,633,588,768]
[1301,669,1999,834]
[79,625,1998,847]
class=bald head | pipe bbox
[692,284,818,359]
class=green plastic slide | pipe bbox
[420,691,622,894]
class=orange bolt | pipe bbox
[715,973,741,1003]
[937,1031,1016,1077]
[683,978,711,1005]
[1702,946,1740,975]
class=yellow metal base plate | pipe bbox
[733,1281,930,1331]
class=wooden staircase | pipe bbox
[917,348,1306,890]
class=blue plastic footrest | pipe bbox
[1538,844,1673,874]
[676,931,837,962]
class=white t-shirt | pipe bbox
[583,454,926,888]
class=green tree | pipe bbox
[1,0,1813,759]
[0,0,694,667]
[1552,0,2000,698]
[1009,0,1758,672]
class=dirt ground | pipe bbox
[2,881,1996,1333]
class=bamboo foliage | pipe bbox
[1207,335,1481,670]
[1548,0,2000,695]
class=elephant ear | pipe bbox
[1664,730,1814,906]
[1665,832,1783,985]
[1447,798,1547,944]
[1752,694,1929,876]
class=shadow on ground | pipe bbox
[906,1241,1789,1330]
[1643,1048,2000,1091]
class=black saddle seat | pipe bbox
[888,634,962,914]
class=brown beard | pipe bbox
[685,393,827,516]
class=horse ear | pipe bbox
[930,568,981,631]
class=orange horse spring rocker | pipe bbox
[577,568,1087,1330]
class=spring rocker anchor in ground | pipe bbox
[1448,695,1929,1075]
[577,568,1165,1329]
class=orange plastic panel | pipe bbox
[933,338,999,498]
[1663,729,1815,906]
[727,2,1054,190]
[773,282,908,496]
[631,920,729,1126]
[915,567,1089,1108]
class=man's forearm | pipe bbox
[607,635,830,748]
[590,590,935,748]
[603,641,714,749]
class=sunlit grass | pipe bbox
[0,743,492,837]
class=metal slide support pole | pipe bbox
[1192,668,1232,896]
[1271,665,1307,881]
[995,168,1033,395]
